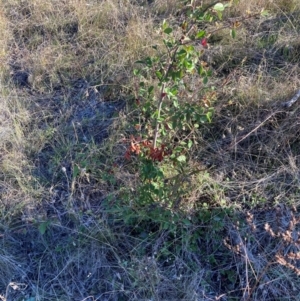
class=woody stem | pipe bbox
[153,83,165,149]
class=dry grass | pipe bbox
[2,0,158,92]
[1,0,300,300]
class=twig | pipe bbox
[281,89,300,108]
[227,111,280,150]
[153,82,166,148]
[227,89,300,150]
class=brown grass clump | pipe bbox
[2,0,158,92]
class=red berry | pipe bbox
[201,38,208,48]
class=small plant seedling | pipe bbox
[123,1,236,210]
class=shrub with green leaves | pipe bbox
[123,1,233,212]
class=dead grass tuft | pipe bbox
[3,0,158,92]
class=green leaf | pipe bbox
[173,99,179,108]
[177,48,187,59]
[151,110,159,118]
[155,70,163,80]
[203,76,208,84]
[207,69,213,77]
[151,181,160,190]
[200,115,208,123]
[206,110,213,122]
[205,15,214,22]
[148,86,154,94]
[166,122,173,130]
[38,222,49,235]
[230,29,236,39]
[185,45,195,53]
[213,3,225,11]
[145,57,153,67]
[72,165,80,179]
[133,69,140,76]
[169,86,178,96]
[162,222,169,230]
[171,69,184,81]
[183,218,192,226]
[177,155,186,162]
[162,19,168,30]
[164,27,173,34]
[196,11,205,21]
[163,39,174,48]
[172,119,177,130]
[184,60,195,72]
[196,30,206,39]
[188,139,193,149]
[260,9,269,17]
[157,116,165,123]
[198,65,204,76]
[216,10,222,20]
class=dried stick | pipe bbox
[281,89,300,108]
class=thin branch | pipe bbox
[227,111,281,150]
[281,89,300,108]
[153,82,166,148]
